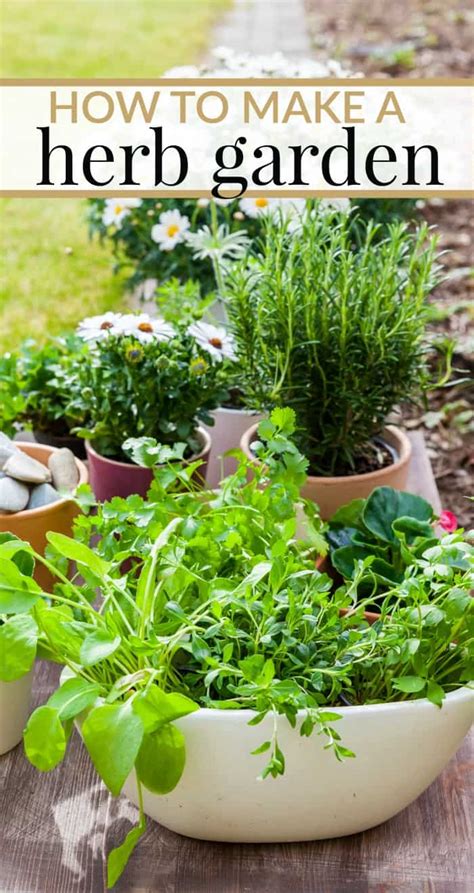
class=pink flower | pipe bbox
[438,510,458,533]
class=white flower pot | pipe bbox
[0,670,33,755]
[204,407,266,489]
[121,688,473,841]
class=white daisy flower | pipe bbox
[102,198,141,227]
[151,210,190,251]
[76,312,125,342]
[197,198,210,208]
[239,197,280,218]
[188,321,237,362]
[118,313,175,343]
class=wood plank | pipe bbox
[0,435,471,892]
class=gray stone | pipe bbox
[48,448,79,493]
[0,433,18,470]
[0,477,30,513]
[3,451,52,484]
[27,482,63,510]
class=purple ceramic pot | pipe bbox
[85,426,212,502]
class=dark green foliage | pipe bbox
[69,331,228,459]
[0,335,88,438]
[226,210,439,475]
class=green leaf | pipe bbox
[0,534,35,577]
[133,687,198,733]
[107,819,146,888]
[363,487,433,544]
[47,678,100,720]
[392,675,426,694]
[392,516,435,543]
[234,561,272,593]
[82,701,144,795]
[79,630,121,667]
[426,680,445,707]
[329,499,366,530]
[46,532,110,578]
[24,706,66,771]
[331,544,372,579]
[251,740,271,755]
[0,558,42,613]
[0,613,38,681]
[135,723,186,794]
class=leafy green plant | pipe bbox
[0,412,471,885]
[0,533,39,682]
[0,336,88,439]
[328,486,439,589]
[70,327,229,461]
[226,210,439,475]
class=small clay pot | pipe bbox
[86,426,212,502]
[240,424,412,520]
[0,442,88,589]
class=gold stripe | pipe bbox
[0,78,473,86]
[1,190,472,198]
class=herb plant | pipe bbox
[328,486,439,589]
[0,411,471,886]
[70,325,229,461]
[225,210,439,475]
[0,336,88,439]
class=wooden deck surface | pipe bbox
[1,433,472,893]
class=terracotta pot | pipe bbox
[33,429,87,460]
[85,426,212,502]
[240,424,412,520]
[204,407,266,489]
[0,442,88,589]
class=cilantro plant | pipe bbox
[0,410,472,886]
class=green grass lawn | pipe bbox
[0,0,229,350]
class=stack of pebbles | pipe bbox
[0,434,79,513]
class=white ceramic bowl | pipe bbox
[122,687,473,841]
[0,670,33,755]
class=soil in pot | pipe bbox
[33,429,87,460]
[86,426,212,502]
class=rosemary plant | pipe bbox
[225,209,440,475]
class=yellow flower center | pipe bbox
[138,322,153,333]
[255,198,268,208]
[166,224,180,237]
[209,337,223,349]
[114,205,124,215]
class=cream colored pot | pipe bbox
[121,688,473,842]
[0,671,33,755]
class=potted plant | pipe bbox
[231,209,440,517]
[0,436,88,588]
[0,335,90,458]
[0,534,41,754]
[1,410,471,886]
[69,312,229,501]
